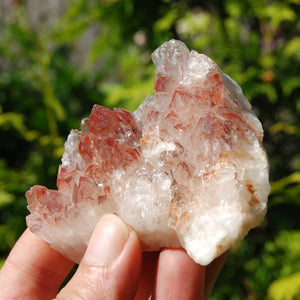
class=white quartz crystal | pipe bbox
[26,40,270,265]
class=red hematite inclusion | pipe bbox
[26,40,270,265]
[79,106,141,172]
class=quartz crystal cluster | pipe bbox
[26,40,270,265]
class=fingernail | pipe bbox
[83,214,129,266]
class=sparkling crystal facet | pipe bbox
[26,40,270,265]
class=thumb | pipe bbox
[56,214,142,300]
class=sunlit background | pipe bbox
[0,0,300,298]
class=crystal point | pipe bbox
[26,40,270,265]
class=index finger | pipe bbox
[0,228,74,300]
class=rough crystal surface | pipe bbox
[26,40,270,265]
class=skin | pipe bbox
[0,214,227,300]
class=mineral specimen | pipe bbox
[26,40,270,266]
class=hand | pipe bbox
[0,214,227,299]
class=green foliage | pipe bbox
[265,231,300,299]
[268,272,300,300]
[0,0,300,298]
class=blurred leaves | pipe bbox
[266,231,300,300]
[0,191,14,208]
[0,0,300,298]
[0,107,38,141]
[268,272,300,300]
[285,37,300,60]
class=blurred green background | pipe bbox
[0,0,300,298]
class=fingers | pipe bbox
[56,214,142,300]
[0,228,74,300]
[0,217,226,300]
[153,248,206,300]
[134,252,159,300]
